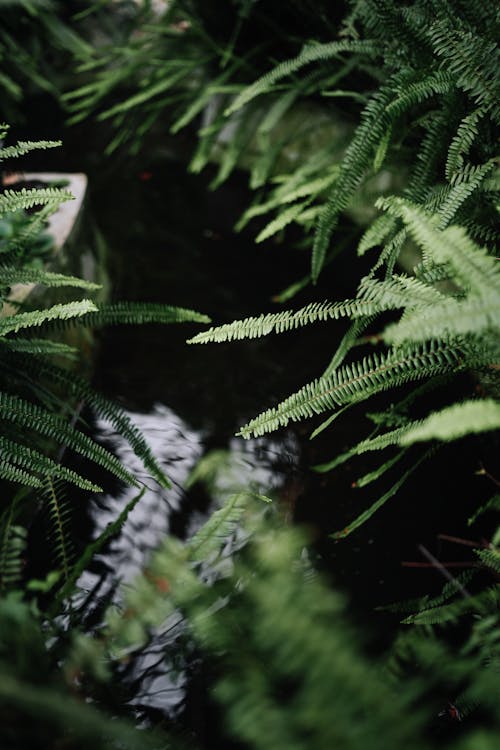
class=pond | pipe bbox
[13,112,493,744]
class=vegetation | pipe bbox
[0,1,498,748]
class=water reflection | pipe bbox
[74,402,299,717]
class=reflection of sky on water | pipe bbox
[74,402,299,716]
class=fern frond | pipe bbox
[312,83,394,280]
[0,504,26,591]
[0,392,139,487]
[187,299,377,345]
[45,301,211,330]
[0,435,103,492]
[0,459,43,487]
[5,353,171,489]
[52,488,147,612]
[238,341,464,438]
[398,400,500,445]
[445,107,488,179]
[352,449,407,488]
[0,266,101,292]
[0,139,61,160]
[0,300,98,335]
[255,198,313,243]
[379,198,500,293]
[475,547,500,576]
[385,69,454,118]
[427,23,500,119]
[331,451,432,538]
[0,187,73,215]
[3,338,78,359]
[188,492,250,563]
[225,39,377,115]
[357,213,397,256]
[42,477,73,580]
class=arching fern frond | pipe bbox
[445,106,488,179]
[0,435,103,492]
[0,266,101,292]
[238,341,464,438]
[225,39,377,116]
[188,299,378,345]
[0,187,73,216]
[41,477,73,581]
[0,391,139,487]
[0,139,61,160]
[4,353,171,489]
[0,300,98,336]
[43,301,210,330]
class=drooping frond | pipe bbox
[0,435,103,492]
[0,300,98,336]
[331,451,430,539]
[42,477,73,581]
[238,341,464,438]
[225,39,377,116]
[3,338,78,359]
[5,353,171,489]
[44,301,211,330]
[0,391,139,487]
[188,300,377,345]
[0,266,101,292]
[445,106,488,179]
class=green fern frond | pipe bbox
[0,300,98,336]
[352,449,407,488]
[52,488,146,613]
[385,69,454,119]
[188,492,250,562]
[399,400,500,443]
[437,161,495,228]
[445,106,488,179]
[42,477,73,580]
[0,500,27,591]
[6,353,171,489]
[0,139,61,160]
[357,214,397,256]
[0,266,101,292]
[379,198,500,293]
[187,299,377,345]
[475,547,500,575]
[312,83,395,280]
[3,338,78,359]
[255,198,313,243]
[383,294,500,345]
[0,435,103,492]
[427,23,500,119]
[45,301,211,330]
[238,341,464,438]
[225,39,377,116]
[0,187,73,216]
[0,391,139,487]
[331,450,432,539]
[0,459,43,487]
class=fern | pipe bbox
[0,300,98,335]
[0,266,101,292]
[225,39,377,115]
[42,477,73,581]
[188,299,377,344]
[0,187,73,215]
[238,341,464,439]
[0,391,139,487]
